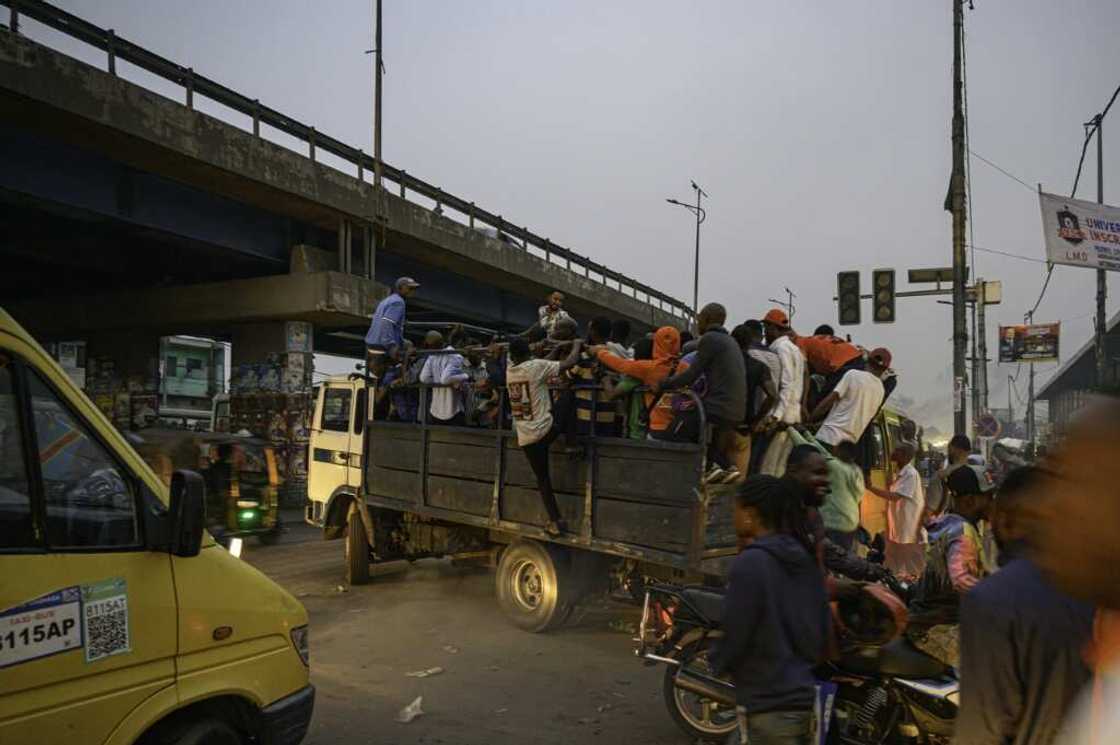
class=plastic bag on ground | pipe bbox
[397,696,424,723]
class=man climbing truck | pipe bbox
[305,372,911,632]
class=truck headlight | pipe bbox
[290,625,310,666]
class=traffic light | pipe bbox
[872,269,896,323]
[837,271,861,325]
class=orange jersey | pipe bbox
[794,335,862,376]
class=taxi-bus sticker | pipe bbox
[0,587,83,669]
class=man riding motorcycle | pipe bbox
[906,464,995,668]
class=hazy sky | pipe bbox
[32,1,1120,428]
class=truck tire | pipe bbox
[662,639,738,743]
[345,507,371,586]
[495,540,573,632]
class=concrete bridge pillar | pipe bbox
[81,331,163,431]
[229,321,315,507]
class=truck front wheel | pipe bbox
[495,540,573,632]
[345,506,371,585]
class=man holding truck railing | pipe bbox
[506,336,583,536]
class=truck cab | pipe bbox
[0,308,314,745]
[305,375,366,537]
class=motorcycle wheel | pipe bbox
[662,640,738,743]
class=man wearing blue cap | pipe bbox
[366,276,420,375]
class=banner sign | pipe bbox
[999,323,1060,363]
[1039,191,1120,271]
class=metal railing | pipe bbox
[2,0,692,321]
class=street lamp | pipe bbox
[666,181,708,316]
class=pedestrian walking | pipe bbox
[710,476,829,745]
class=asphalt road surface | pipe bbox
[244,513,693,745]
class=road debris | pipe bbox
[396,696,424,723]
[335,585,348,593]
[596,704,613,713]
[495,707,508,715]
[442,644,460,654]
[405,667,444,678]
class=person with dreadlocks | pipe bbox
[710,475,829,745]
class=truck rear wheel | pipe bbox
[345,507,371,586]
[495,540,573,632]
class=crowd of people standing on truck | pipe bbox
[365,278,1119,745]
[365,282,902,532]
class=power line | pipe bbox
[969,244,1048,264]
[1071,82,1120,198]
[1027,264,1055,321]
[968,149,1036,193]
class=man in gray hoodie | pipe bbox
[656,302,746,480]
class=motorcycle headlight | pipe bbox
[290,625,310,666]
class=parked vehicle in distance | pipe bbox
[0,307,313,745]
[130,428,283,546]
[211,392,231,433]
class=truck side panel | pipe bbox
[360,421,723,570]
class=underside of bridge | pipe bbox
[0,18,686,504]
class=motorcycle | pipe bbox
[635,582,957,744]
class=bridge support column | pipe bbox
[81,331,163,431]
[229,321,315,508]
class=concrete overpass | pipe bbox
[0,0,689,352]
[0,0,690,503]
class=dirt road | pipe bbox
[243,515,693,745]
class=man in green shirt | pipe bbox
[604,375,645,441]
[788,427,865,551]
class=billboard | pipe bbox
[999,323,1060,363]
[1039,191,1120,271]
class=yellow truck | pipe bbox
[0,308,314,745]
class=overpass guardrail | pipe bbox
[2,0,692,322]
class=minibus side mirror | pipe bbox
[170,470,206,558]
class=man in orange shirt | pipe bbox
[795,324,865,411]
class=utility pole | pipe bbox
[1095,115,1107,390]
[373,0,384,192]
[977,280,989,411]
[1027,309,1036,449]
[950,0,970,435]
[1007,374,1014,435]
[691,181,707,316]
[666,184,707,319]
[970,297,979,422]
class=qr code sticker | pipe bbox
[82,578,130,663]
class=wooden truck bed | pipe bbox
[361,420,738,573]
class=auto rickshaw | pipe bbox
[129,428,283,544]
